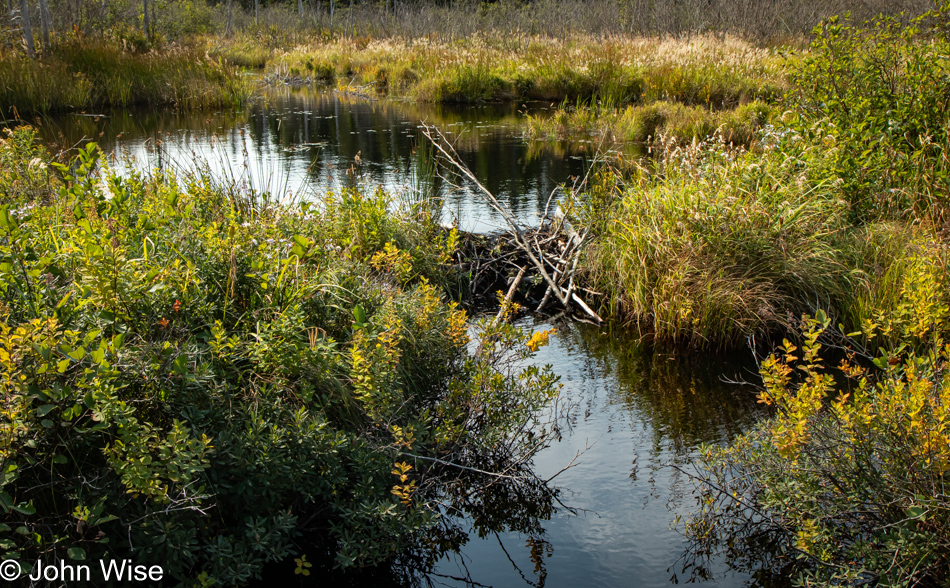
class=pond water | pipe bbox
[37,89,594,233]
[39,89,769,587]
[434,318,767,588]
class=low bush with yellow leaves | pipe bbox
[0,127,560,585]
[683,255,950,586]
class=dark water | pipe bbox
[37,90,593,233]
[435,318,766,588]
[40,89,768,587]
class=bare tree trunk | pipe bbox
[36,0,48,50]
[143,0,149,35]
[297,0,303,16]
[345,0,351,37]
[225,0,232,36]
[254,0,258,26]
[20,0,35,58]
[329,0,334,29]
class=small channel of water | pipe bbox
[39,88,768,587]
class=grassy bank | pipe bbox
[0,126,559,583]
[251,33,788,106]
[575,6,950,348]
[0,40,249,115]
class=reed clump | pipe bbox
[581,127,947,348]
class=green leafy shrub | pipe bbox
[0,128,560,584]
[687,287,950,585]
[789,4,950,222]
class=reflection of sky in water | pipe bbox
[42,91,589,234]
[438,319,766,588]
[41,93,763,587]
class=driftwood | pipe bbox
[422,124,603,324]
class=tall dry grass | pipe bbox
[0,40,250,115]
[245,33,788,106]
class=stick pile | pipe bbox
[423,124,603,324]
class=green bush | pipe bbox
[788,4,950,222]
[0,128,560,584]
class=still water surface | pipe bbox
[436,318,766,588]
[42,89,767,587]
[40,90,592,233]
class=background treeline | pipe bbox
[1,0,942,53]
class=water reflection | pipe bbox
[34,95,770,586]
[37,90,590,233]
[436,318,767,588]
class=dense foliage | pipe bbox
[789,5,950,222]
[0,127,560,584]
[583,2,950,349]
[674,6,950,585]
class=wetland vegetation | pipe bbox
[3,0,950,585]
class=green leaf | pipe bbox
[172,355,188,375]
[12,502,35,516]
[35,405,55,417]
[906,506,926,520]
[90,347,106,364]
[67,547,86,561]
[0,206,14,231]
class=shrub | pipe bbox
[686,291,950,585]
[0,128,560,584]
[788,5,950,222]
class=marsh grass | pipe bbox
[527,99,774,147]
[247,33,788,106]
[0,40,250,115]
[582,133,942,348]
